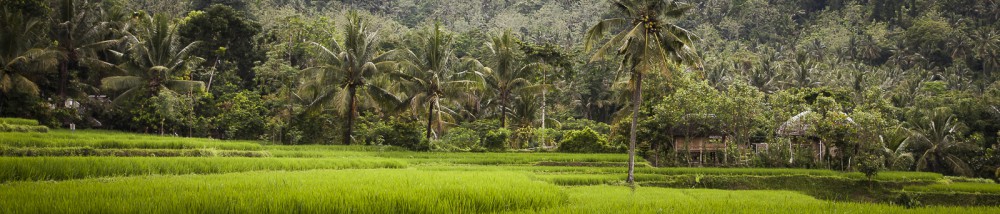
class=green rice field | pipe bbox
[2,129,999,213]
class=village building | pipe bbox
[669,114,742,166]
[777,111,855,163]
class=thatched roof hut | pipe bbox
[776,111,854,137]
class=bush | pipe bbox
[895,192,922,208]
[510,127,535,149]
[560,118,611,134]
[214,91,268,140]
[558,128,617,153]
[855,153,884,180]
[483,128,511,152]
[360,119,427,151]
[433,127,483,152]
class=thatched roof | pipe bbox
[777,111,855,137]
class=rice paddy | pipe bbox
[2,129,999,213]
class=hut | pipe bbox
[670,114,740,165]
[777,111,854,163]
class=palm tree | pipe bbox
[51,0,123,100]
[302,11,401,145]
[584,0,702,184]
[908,113,974,176]
[101,13,204,104]
[971,29,999,83]
[1,7,61,112]
[881,125,914,171]
[521,42,572,136]
[394,23,485,139]
[485,30,532,129]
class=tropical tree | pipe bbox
[485,30,532,129]
[970,28,999,83]
[51,0,124,101]
[1,7,60,113]
[521,42,573,136]
[394,23,485,139]
[101,13,204,103]
[584,0,702,184]
[301,11,401,145]
[908,112,975,176]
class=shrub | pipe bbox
[214,91,268,140]
[433,127,483,152]
[483,128,511,152]
[894,192,922,208]
[510,127,536,149]
[372,120,427,151]
[558,128,617,153]
[855,153,884,180]
[560,118,611,134]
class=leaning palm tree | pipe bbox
[584,0,702,184]
[301,11,401,145]
[51,0,123,100]
[485,30,532,129]
[101,13,204,104]
[908,113,974,176]
[394,23,485,139]
[1,7,61,101]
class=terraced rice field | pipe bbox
[2,129,999,213]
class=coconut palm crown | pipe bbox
[583,0,703,184]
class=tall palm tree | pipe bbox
[394,24,485,139]
[101,13,204,104]
[302,11,401,145]
[521,42,572,133]
[51,0,123,100]
[485,30,532,129]
[584,0,702,184]
[1,7,61,114]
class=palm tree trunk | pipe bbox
[627,72,641,184]
[426,96,435,139]
[541,76,547,147]
[343,85,358,145]
[59,61,68,102]
[500,93,507,129]
[435,97,443,139]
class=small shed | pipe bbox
[671,114,739,165]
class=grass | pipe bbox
[3,129,1000,211]
[0,118,41,126]
[518,185,1000,213]
[0,130,263,150]
[2,169,996,213]
[0,146,270,157]
[265,144,408,152]
[0,157,406,182]
[417,165,941,182]
[905,182,1000,194]
[0,169,566,213]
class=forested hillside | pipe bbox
[1,0,998,180]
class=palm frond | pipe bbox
[584,18,627,52]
